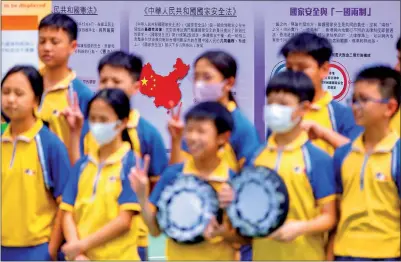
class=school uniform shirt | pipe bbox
[38,68,93,146]
[390,109,400,136]
[251,132,336,261]
[83,109,168,247]
[149,158,237,261]
[182,101,261,172]
[266,92,362,155]
[333,132,400,259]
[60,142,141,261]
[2,119,70,247]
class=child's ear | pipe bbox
[319,61,330,79]
[224,77,235,92]
[294,101,311,118]
[386,98,399,117]
[69,40,77,54]
[131,80,140,96]
[217,131,231,147]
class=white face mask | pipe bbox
[264,104,300,134]
[193,81,225,103]
[89,121,121,146]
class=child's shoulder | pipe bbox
[304,140,333,163]
[71,78,94,99]
[38,124,65,147]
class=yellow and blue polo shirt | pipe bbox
[37,68,93,146]
[60,142,141,261]
[266,92,363,155]
[251,132,336,260]
[149,158,237,260]
[2,119,70,247]
[390,109,400,136]
[333,132,400,259]
[83,109,168,247]
[182,101,261,172]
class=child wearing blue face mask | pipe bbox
[251,70,337,260]
[60,88,142,261]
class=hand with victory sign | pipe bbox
[129,155,151,202]
[60,91,84,135]
[167,101,184,142]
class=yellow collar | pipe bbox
[311,91,333,110]
[88,142,131,165]
[267,131,309,151]
[2,119,43,143]
[182,157,230,182]
[40,67,76,92]
[127,109,140,129]
[352,131,399,154]
[226,101,237,113]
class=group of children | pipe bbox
[1,13,400,261]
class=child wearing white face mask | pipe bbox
[250,70,337,260]
[168,50,261,261]
[60,88,142,261]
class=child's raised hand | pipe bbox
[167,101,184,142]
[218,183,235,209]
[61,91,84,134]
[129,154,151,201]
[301,120,326,140]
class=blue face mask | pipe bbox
[264,104,300,133]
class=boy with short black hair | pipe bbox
[129,101,247,261]
[249,70,337,260]
[331,66,400,261]
[37,13,93,160]
[277,32,361,155]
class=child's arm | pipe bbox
[302,120,350,149]
[167,102,186,164]
[48,206,64,261]
[63,211,79,242]
[129,156,178,236]
[270,200,336,242]
[60,91,85,165]
[326,199,341,261]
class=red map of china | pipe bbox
[139,58,190,110]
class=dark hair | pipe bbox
[185,101,234,135]
[355,66,401,113]
[195,50,237,103]
[39,13,78,41]
[1,111,10,123]
[266,70,315,103]
[98,51,143,81]
[397,37,400,52]
[280,32,333,66]
[1,65,44,104]
[86,88,133,148]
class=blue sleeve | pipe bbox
[331,101,363,141]
[333,143,352,195]
[231,112,261,166]
[118,176,139,205]
[306,144,336,201]
[392,140,401,198]
[49,136,72,198]
[62,157,88,206]
[149,165,181,206]
[139,119,168,176]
